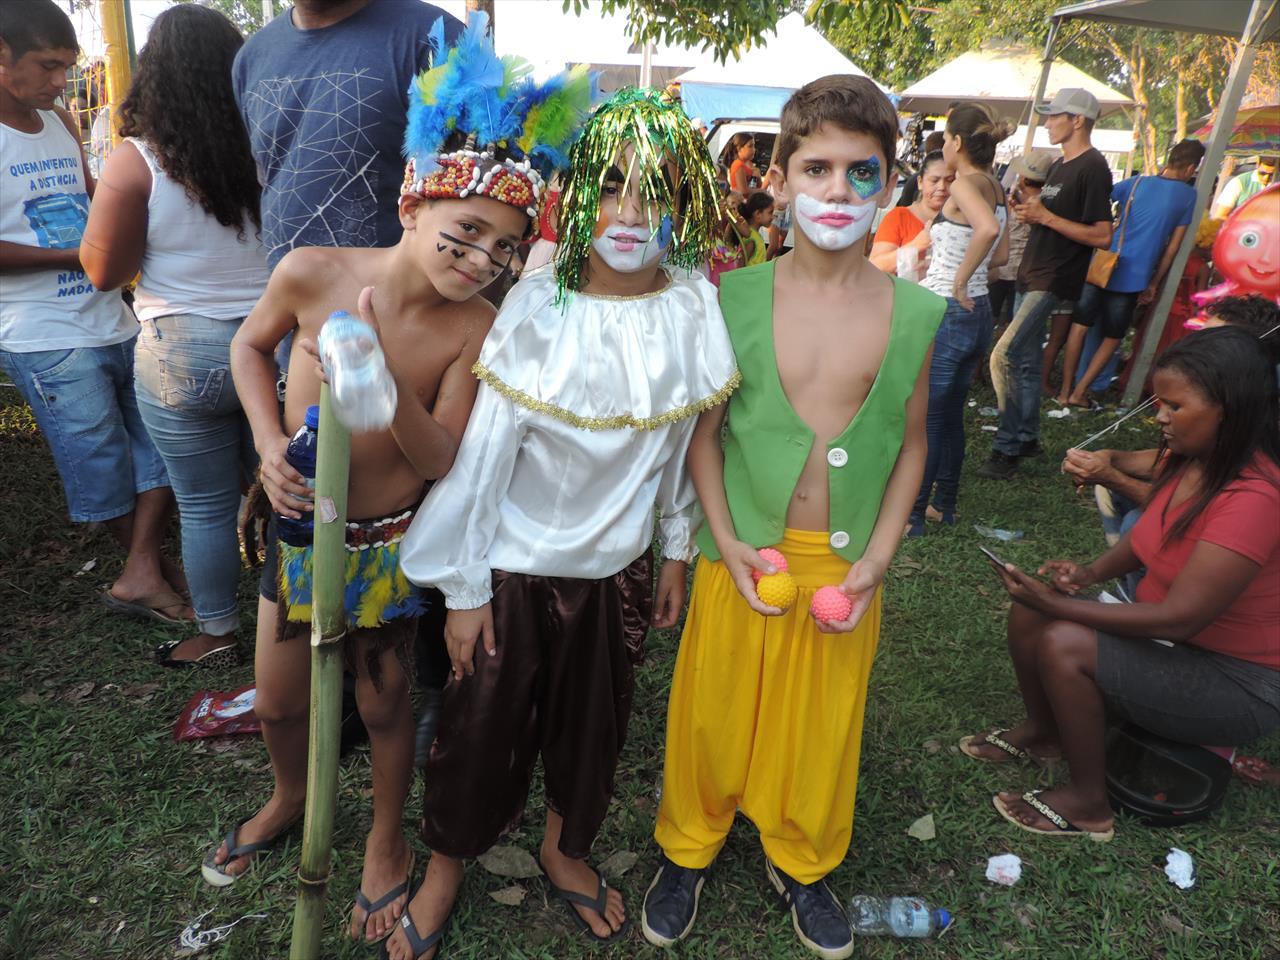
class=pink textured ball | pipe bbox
[810,585,853,623]
[751,547,790,583]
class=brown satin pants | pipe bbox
[420,552,654,860]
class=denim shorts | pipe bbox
[1096,633,1280,746]
[1072,283,1140,340]
[1,337,169,522]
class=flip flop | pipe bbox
[960,729,1061,766]
[354,851,415,944]
[992,790,1114,842]
[201,816,297,887]
[538,857,629,944]
[379,878,449,960]
[154,638,240,670]
[100,588,191,625]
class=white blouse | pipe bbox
[399,267,740,609]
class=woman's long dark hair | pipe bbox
[117,5,259,234]
[1147,326,1280,542]
[720,132,754,170]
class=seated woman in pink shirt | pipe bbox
[961,326,1279,840]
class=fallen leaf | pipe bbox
[1160,912,1194,936]
[907,813,936,841]
[597,851,639,879]
[477,845,541,879]
[64,681,95,703]
[120,682,161,701]
[18,692,42,706]
[923,739,942,754]
[76,559,97,575]
[489,885,527,906]
[111,919,126,936]
[208,738,248,754]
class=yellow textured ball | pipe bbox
[756,571,798,611]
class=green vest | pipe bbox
[697,260,946,563]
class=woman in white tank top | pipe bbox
[909,105,1016,538]
[81,5,268,667]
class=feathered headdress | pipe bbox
[402,13,593,224]
[553,87,721,299]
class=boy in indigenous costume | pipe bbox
[642,76,946,960]
[390,89,737,959]
[217,16,589,948]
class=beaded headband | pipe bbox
[401,151,543,220]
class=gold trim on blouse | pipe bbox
[473,361,741,431]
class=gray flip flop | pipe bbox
[201,818,291,887]
[355,852,415,944]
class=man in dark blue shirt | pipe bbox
[233,0,462,267]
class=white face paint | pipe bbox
[590,211,667,273]
[792,193,877,251]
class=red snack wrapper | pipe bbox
[174,684,262,741]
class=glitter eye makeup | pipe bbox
[438,230,513,275]
[846,157,882,200]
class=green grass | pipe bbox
[1,379,1277,960]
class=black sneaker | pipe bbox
[764,859,853,960]
[1018,439,1042,458]
[641,857,707,947]
[976,450,1019,480]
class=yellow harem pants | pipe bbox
[655,529,881,884]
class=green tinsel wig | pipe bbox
[553,87,720,299]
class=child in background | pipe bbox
[740,191,775,266]
[643,75,945,960]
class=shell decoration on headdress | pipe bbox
[552,87,722,300]
[402,13,594,224]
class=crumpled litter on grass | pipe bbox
[1164,848,1196,889]
[986,853,1022,886]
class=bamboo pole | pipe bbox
[289,385,351,960]
[99,0,132,146]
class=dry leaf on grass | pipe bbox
[907,813,936,841]
[64,681,95,703]
[489,885,527,906]
[18,691,42,706]
[923,739,942,754]
[477,845,541,879]
[597,851,638,879]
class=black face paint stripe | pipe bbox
[438,231,515,272]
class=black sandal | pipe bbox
[380,909,448,960]
[538,858,629,944]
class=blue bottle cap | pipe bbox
[304,404,320,429]
[935,908,952,932]
[329,310,352,321]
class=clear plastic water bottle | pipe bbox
[317,311,397,432]
[275,404,319,547]
[848,895,951,938]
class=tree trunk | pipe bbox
[288,386,351,960]
[466,0,495,29]
[1175,68,1187,144]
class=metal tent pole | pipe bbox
[1122,0,1276,404]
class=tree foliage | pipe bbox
[565,0,908,63]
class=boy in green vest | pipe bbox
[642,76,946,959]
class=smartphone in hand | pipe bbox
[979,544,1009,569]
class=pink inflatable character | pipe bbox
[1193,184,1280,308]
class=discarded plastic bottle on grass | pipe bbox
[317,310,397,432]
[848,895,951,938]
[275,404,318,547]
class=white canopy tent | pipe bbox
[673,13,884,124]
[896,43,1133,122]
[1045,0,1280,401]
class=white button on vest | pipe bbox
[827,447,849,468]
[830,531,850,549]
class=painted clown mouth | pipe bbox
[808,212,856,227]
[1245,264,1276,280]
[608,232,648,250]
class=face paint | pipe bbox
[437,230,513,277]
[846,157,882,200]
[793,193,877,251]
[590,209,667,273]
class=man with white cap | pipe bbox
[979,88,1113,480]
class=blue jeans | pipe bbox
[1075,324,1123,393]
[1094,486,1145,600]
[990,289,1061,456]
[134,315,256,637]
[1,337,169,522]
[913,295,993,521]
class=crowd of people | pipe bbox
[2,1,1277,958]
